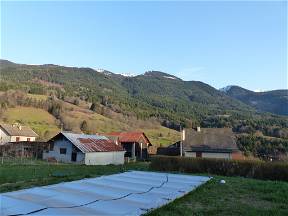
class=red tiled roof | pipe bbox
[105,132,151,144]
[77,138,124,152]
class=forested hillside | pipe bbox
[0,60,287,159]
[0,91,180,146]
[221,85,288,116]
[0,60,258,127]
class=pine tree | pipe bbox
[80,120,88,132]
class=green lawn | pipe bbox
[0,162,149,193]
[0,162,287,215]
[148,176,288,216]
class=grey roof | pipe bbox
[0,123,38,137]
[55,132,124,153]
[183,128,239,153]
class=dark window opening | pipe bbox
[196,152,202,158]
[60,148,67,154]
[16,137,20,142]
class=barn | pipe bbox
[43,132,125,165]
[104,132,152,160]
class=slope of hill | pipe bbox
[1,60,288,159]
[221,85,288,116]
[0,60,257,127]
[0,106,59,140]
[0,92,180,145]
[0,60,287,136]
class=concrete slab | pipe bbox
[0,171,211,216]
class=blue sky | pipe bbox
[1,1,287,90]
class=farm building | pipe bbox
[104,132,152,160]
[0,123,38,144]
[43,132,125,165]
[183,127,243,159]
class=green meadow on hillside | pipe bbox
[1,106,59,139]
[0,93,180,145]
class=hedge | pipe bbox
[150,156,288,181]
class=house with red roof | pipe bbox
[104,131,152,160]
[43,132,125,165]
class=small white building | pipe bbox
[43,132,125,165]
[0,123,38,144]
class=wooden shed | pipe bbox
[104,132,152,160]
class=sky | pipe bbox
[1,1,287,91]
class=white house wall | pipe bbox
[185,151,232,159]
[85,151,125,165]
[43,138,85,164]
[184,152,196,157]
[202,152,231,159]
[0,129,11,144]
[10,136,36,142]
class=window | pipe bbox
[60,148,67,154]
[27,138,30,141]
[16,137,20,142]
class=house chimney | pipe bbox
[197,126,201,132]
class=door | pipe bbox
[71,152,77,162]
[196,152,202,158]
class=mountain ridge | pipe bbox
[221,85,288,116]
[0,59,286,120]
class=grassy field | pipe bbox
[60,99,180,146]
[1,100,180,145]
[1,92,180,145]
[0,162,287,215]
[143,128,179,146]
[0,162,149,193]
[1,106,59,139]
[148,176,288,216]
[27,93,48,100]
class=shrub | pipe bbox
[150,156,288,181]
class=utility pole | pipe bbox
[180,126,185,157]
